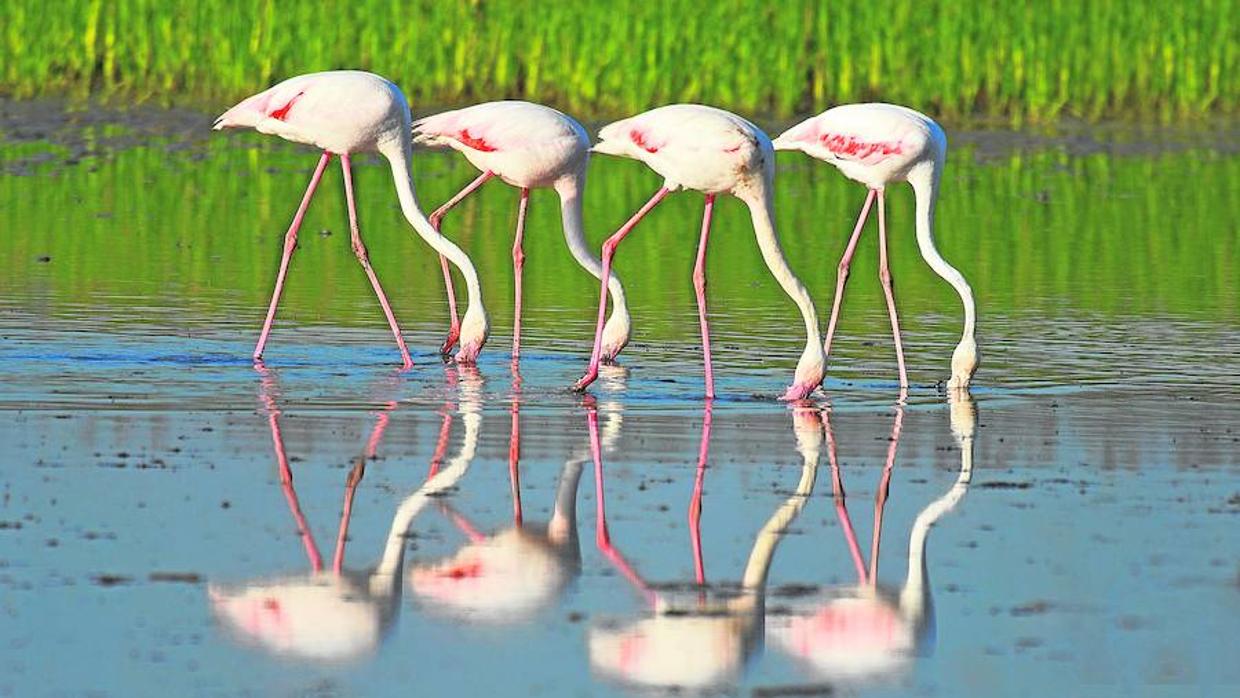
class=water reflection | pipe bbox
[207,366,481,661]
[767,394,976,683]
[588,403,822,689]
[406,382,623,623]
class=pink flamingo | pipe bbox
[587,405,823,689]
[213,70,489,366]
[572,105,825,400]
[412,101,631,363]
[772,104,978,391]
[767,395,975,683]
[208,367,472,661]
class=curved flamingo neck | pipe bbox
[380,137,487,325]
[898,408,973,624]
[739,187,823,355]
[555,174,629,313]
[909,162,976,342]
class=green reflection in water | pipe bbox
[1,132,1236,354]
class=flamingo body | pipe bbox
[578,104,825,400]
[774,103,977,390]
[413,101,631,361]
[214,71,406,155]
[772,103,943,190]
[415,101,589,188]
[593,104,769,196]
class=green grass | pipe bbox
[1,0,1234,123]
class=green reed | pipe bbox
[1,0,1233,123]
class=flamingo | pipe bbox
[572,105,825,400]
[412,101,631,363]
[212,70,489,366]
[408,392,623,623]
[208,368,478,661]
[772,104,978,391]
[767,395,976,683]
[587,405,822,689]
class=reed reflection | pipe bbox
[588,403,822,690]
[207,366,481,662]
[767,394,976,683]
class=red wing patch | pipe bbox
[457,128,497,152]
[269,92,304,121]
[629,129,659,153]
[820,133,902,162]
[441,561,485,579]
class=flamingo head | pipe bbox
[780,342,826,401]
[946,336,978,391]
[454,307,489,365]
[599,307,632,363]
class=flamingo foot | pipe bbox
[778,380,820,402]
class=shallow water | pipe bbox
[0,102,1237,697]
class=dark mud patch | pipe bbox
[92,574,134,587]
[148,571,203,584]
[752,684,835,697]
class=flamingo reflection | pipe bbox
[208,367,481,661]
[767,394,976,682]
[408,373,625,623]
[588,404,823,689]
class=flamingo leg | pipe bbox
[876,189,909,389]
[694,195,717,399]
[867,402,905,582]
[822,409,868,584]
[573,187,671,392]
[332,401,396,573]
[689,401,713,585]
[332,457,366,574]
[822,189,877,365]
[588,403,657,605]
[426,405,454,478]
[257,367,325,573]
[429,171,495,355]
[253,152,332,362]
[512,187,530,360]
[509,396,523,525]
[340,154,413,369]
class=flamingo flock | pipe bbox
[215,70,978,397]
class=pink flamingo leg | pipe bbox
[587,405,658,606]
[574,187,671,392]
[257,368,325,573]
[429,171,495,354]
[511,187,530,360]
[688,401,713,585]
[253,152,332,362]
[867,403,905,582]
[330,403,396,573]
[822,410,868,584]
[332,458,366,574]
[876,189,909,389]
[443,507,488,544]
[509,397,523,525]
[426,406,455,478]
[822,189,877,363]
[694,195,717,399]
[340,154,413,369]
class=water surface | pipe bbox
[0,102,1237,697]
